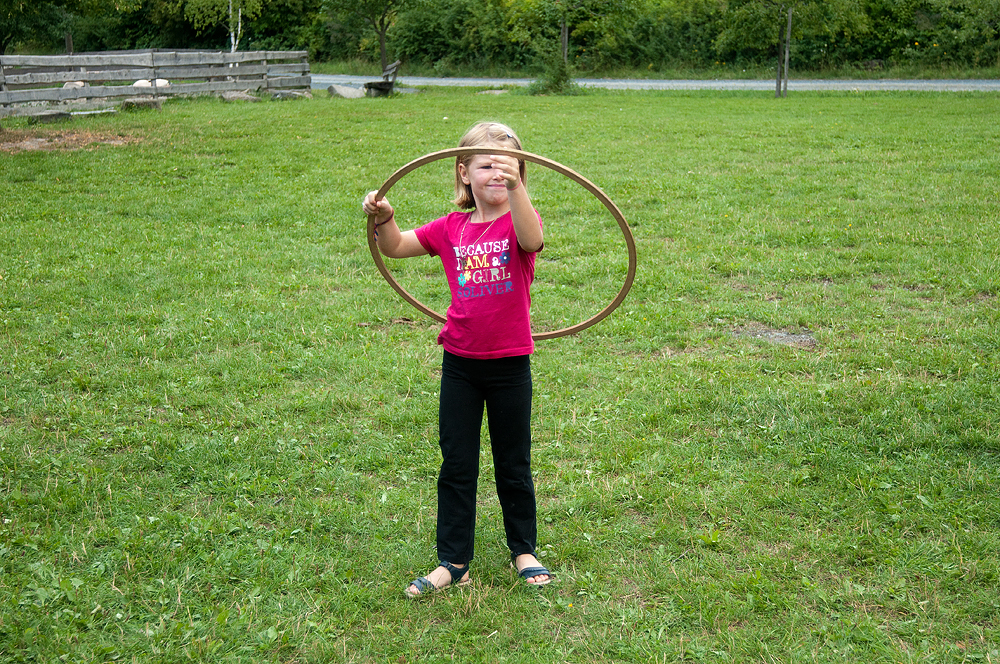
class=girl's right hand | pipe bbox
[362,191,394,225]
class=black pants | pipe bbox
[436,350,537,564]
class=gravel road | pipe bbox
[313,74,1000,92]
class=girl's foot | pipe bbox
[405,561,470,597]
[513,553,552,585]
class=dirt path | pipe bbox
[312,74,1000,92]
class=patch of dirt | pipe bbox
[0,129,139,153]
[654,345,707,358]
[356,317,419,329]
[733,322,817,349]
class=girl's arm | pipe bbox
[489,156,543,253]
[362,191,428,258]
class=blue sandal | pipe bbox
[405,561,471,598]
[512,553,553,586]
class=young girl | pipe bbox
[362,122,552,596]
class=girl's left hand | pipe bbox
[488,154,522,190]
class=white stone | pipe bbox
[327,84,365,99]
[220,91,261,102]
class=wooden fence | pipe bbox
[0,49,311,118]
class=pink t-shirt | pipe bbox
[415,210,540,359]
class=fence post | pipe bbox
[782,7,792,98]
[151,50,160,100]
[0,59,8,110]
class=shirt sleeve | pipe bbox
[413,215,446,258]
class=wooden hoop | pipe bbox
[367,147,637,340]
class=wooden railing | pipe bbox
[0,49,311,118]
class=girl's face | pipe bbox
[459,154,510,209]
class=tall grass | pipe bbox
[1,88,998,662]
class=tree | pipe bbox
[509,0,641,67]
[1,0,67,53]
[185,0,264,51]
[963,0,1000,66]
[902,0,1000,67]
[324,0,408,69]
[241,0,324,52]
[716,0,867,95]
[1,0,144,54]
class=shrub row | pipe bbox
[16,0,1000,72]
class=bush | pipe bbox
[610,0,725,69]
[393,0,534,70]
[525,49,582,95]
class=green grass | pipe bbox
[1,88,999,662]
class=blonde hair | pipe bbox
[453,122,527,209]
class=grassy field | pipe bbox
[1,88,998,663]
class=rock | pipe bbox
[327,84,365,99]
[220,90,261,102]
[271,89,313,100]
[62,81,89,89]
[69,108,118,117]
[120,97,162,111]
[132,79,170,87]
[27,110,72,124]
